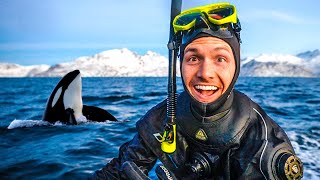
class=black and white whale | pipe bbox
[42,69,117,125]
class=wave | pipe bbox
[7,117,89,129]
[6,116,126,129]
[7,120,51,129]
[83,94,135,102]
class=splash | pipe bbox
[7,116,90,129]
[7,119,51,129]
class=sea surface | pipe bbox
[0,77,319,179]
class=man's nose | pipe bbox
[197,59,216,79]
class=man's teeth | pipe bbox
[195,85,218,91]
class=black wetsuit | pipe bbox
[92,90,300,179]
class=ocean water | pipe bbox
[0,77,319,179]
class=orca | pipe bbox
[42,69,117,125]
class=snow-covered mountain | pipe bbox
[0,63,50,77]
[36,48,171,77]
[240,49,320,77]
[0,48,319,77]
[0,48,172,77]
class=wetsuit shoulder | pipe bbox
[234,89,294,151]
[233,90,299,179]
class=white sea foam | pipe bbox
[76,115,89,123]
[7,116,93,129]
[7,119,51,129]
[287,131,320,179]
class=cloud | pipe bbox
[268,11,299,24]
[241,10,320,25]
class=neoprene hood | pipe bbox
[179,22,241,117]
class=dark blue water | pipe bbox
[0,77,319,179]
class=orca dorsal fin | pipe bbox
[82,105,117,122]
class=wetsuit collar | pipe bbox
[190,90,234,120]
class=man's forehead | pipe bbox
[184,37,232,53]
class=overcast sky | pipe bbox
[1,0,319,65]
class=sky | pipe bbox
[0,0,319,65]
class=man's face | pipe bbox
[182,37,236,103]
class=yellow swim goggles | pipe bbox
[173,2,237,34]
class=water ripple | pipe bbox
[0,77,319,179]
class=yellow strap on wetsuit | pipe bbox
[161,124,176,153]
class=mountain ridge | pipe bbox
[1,48,319,77]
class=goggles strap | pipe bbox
[168,34,181,50]
[232,18,242,43]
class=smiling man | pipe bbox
[92,2,303,179]
[182,37,236,104]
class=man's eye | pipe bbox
[217,57,226,62]
[189,57,198,62]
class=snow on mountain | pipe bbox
[0,63,50,77]
[240,50,320,77]
[240,60,314,77]
[0,48,319,77]
[29,48,171,77]
[296,49,320,74]
[296,49,320,60]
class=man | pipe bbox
[92,2,303,179]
